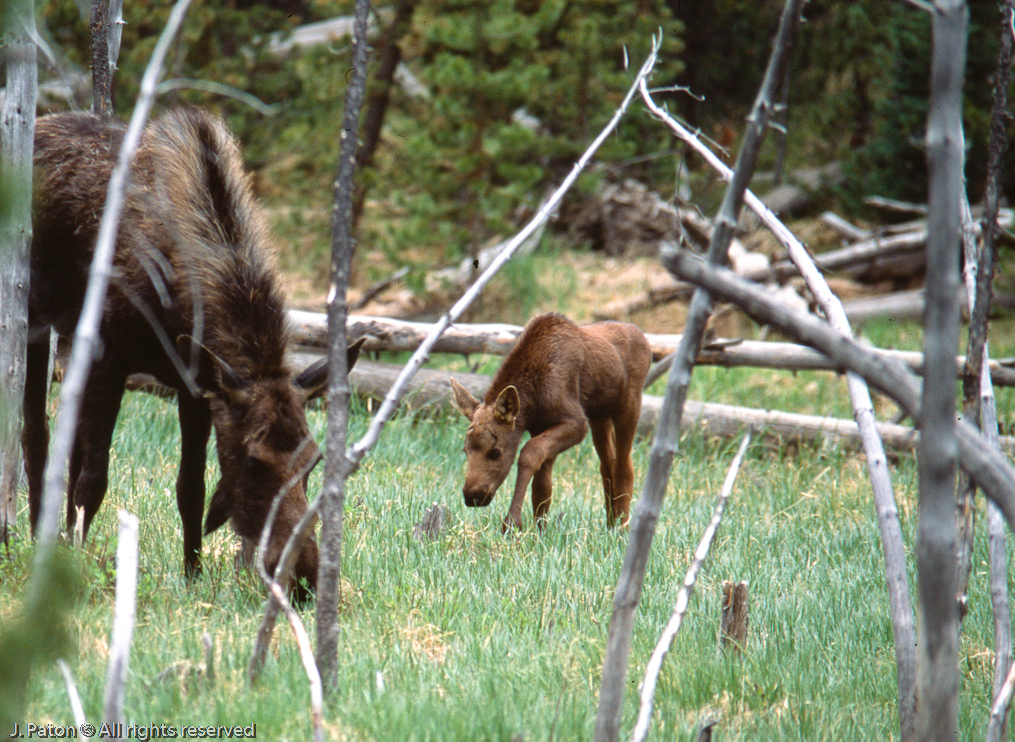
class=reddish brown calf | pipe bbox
[450,313,651,530]
[22,108,357,598]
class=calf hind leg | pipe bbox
[607,406,641,527]
[590,419,625,526]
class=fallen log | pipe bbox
[335,358,1015,453]
[122,356,1015,454]
[289,312,1015,388]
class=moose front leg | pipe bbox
[504,418,587,532]
[23,337,52,533]
[177,392,211,578]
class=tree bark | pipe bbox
[915,3,967,739]
[593,3,805,740]
[315,0,371,696]
[0,0,37,541]
[981,7,1015,742]
[90,0,112,116]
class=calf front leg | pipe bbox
[531,456,556,527]
[504,417,587,531]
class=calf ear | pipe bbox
[494,385,520,426]
[204,484,232,535]
[449,377,479,421]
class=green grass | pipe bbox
[3,318,1014,740]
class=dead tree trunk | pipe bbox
[593,2,805,740]
[980,6,1014,741]
[0,0,38,541]
[915,3,967,740]
[316,0,371,696]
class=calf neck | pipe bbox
[451,312,651,530]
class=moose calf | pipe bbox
[450,312,651,530]
[23,108,356,598]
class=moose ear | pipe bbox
[177,334,248,403]
[493,385,520,426]
[204,484,232,535]
[449,377,479,421]
[347,336,366,370]
[294,357,329,401]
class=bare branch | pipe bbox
[661,248,1015,529]
[56,660,87,728]
[630,433,751,742]
[347,42,660,468]
[102,510,139,731]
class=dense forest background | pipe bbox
[33,0,1015,294]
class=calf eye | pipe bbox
[487,449,501,461]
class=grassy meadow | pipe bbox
[3,316,1015,741]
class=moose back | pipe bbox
[450,313,651,530]
[22,108,351,596]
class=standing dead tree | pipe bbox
[915,3,966,739]
[979,5,1014,742]
[89,0,124,117]
[593,2,806,740]
[315,0,372,697]
[0,0,37,543]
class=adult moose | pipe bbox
[450,313,651,531]
[22,108,358,597]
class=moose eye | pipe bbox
[486,449,501,461]
[243,455,266,472]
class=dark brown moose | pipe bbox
[22,108,357,597]
[450,312,651,531]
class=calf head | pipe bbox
[450,378,523,508]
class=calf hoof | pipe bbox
[501,513,522,534]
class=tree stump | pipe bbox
[719,580,750,655]
[413,503,449,542]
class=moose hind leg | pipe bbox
[22,338,52,533]
[177,393,211,578]
[69,371,127,543]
